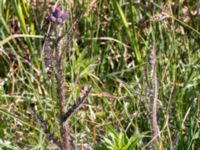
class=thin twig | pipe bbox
[31,105,61,147]
[61,85,92,123]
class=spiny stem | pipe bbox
[51,1,97,149]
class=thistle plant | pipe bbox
[40,2,96,150]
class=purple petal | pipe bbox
[60,12,68,20]
[49,15,56,22]
[52,5,61,13]
[51,6,61,17]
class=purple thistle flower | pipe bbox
[49,5,68,25]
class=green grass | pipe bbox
[0,0,199,149]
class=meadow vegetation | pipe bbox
[0,0,199,149]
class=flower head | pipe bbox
[49,5,68,25]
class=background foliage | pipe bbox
[0,0,199,149]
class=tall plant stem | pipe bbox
[53,1,97,149]
[149,43,160,149]
[54,30,70,149]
